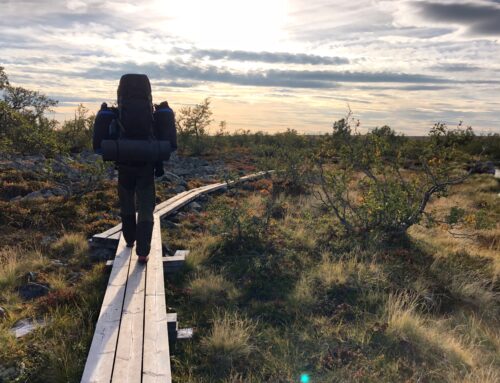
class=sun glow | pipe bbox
[160,0,289,50]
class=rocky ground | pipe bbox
[0,149,249,381]
[0,151,229,202]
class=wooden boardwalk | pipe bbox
[81,171,271,383]
[91,171,271,248]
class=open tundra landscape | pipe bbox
[1,1,500,382]
[0,66,499,382]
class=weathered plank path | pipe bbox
[91,171,270,248]
[81,171,271,383]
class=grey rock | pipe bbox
[42,190,54,198]
[68,272,83,284]
[51,187,69,197]
[24,155,45,163]
[18,282,50,300]
[0,365,19,380]
[469,161,496,175]
[161,172,182,183]
[25,271,37,283]
[163,220,180,229]
[22,190,45,200]
[41,235,57,246]
[169,211,187,223]
[10,318,46,338]
[173,185,186,194]
[50,259,66,267]
[189,201,202,211]
[175,168,192,176]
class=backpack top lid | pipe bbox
[117,74,152,104]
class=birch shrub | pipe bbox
[315,118,476,242]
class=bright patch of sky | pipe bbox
[1,0,499,134]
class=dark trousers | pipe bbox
[117,163,155,257]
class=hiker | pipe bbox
[92,74,177,263]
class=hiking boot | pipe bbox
[121,214,136,246]
[138,255,149,264]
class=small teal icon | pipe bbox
[300,374,310,383]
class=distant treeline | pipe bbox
[1,66,498,161]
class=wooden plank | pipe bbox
[91,190,195,243]
[112,244,147,382]
[81,234,132,383]
[177,328,194,340]
[154,184,225,217]
[93,223,122,241]
[143,215,171,383]
[153,190,192,214]
[90,235,120,249]
[163,250,190,274]
[174,250,190,258]
[92,171,274,244]
[162,255,185,264]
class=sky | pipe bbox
[1,0,500,135]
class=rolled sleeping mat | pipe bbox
[101,139,171,162]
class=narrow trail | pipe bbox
[81,171,272,383]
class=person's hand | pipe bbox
[154,164,165,178]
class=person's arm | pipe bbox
[154,160,164,177]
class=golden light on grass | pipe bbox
[386,292,476,369]
[201,311,256,372]
[51,233,89,259]
[189,270,239,306]
[0,247,48,291]
[185,233,221,268]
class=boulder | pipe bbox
[469,161,495,175]
[18,282,50,300]
[189,201,202,211]
[10,318,46,338]
[0,365,19,381]
[22,190,45,200]
[173,185,186,194]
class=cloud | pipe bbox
[153,80,196,88]
[82,62,337,89]
[415,1,500,36]
[78,60,454,90]
[175,48,349,65]
[430,63,482,72]
[358,84,452,91]
[400,85,452,91]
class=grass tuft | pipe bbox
[200,311,256,375]
[386,292,475,369]
[51,233,89,259]
[189,270,239,307]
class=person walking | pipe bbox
[93,74,177,263]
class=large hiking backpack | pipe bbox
[96,74,172,162]
[116,73,154,139]
[153,101,177,151]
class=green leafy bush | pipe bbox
[315,116,476,241]
[58,104,94,152]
